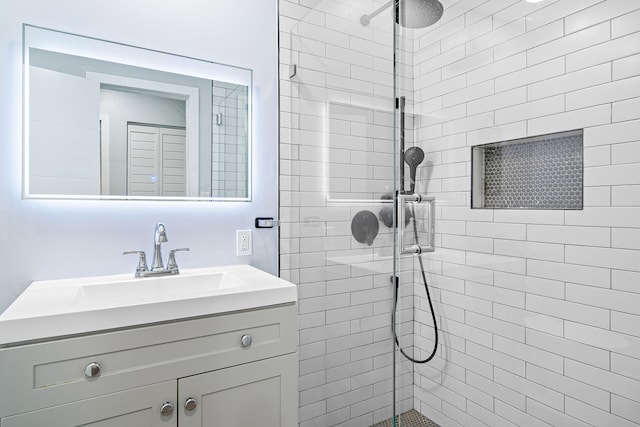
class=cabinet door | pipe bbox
[0,381,176,427]
[178,354,298,427]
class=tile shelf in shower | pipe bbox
[471,129,584,210]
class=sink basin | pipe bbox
[0,265,297,345]
[79,270,251,307]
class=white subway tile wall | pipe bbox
[280,0,640,426]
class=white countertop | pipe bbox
[0,265,297,346]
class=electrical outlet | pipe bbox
[236,230,252,256]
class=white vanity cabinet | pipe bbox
[0,304,297,427]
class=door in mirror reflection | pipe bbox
[126,124,187,197]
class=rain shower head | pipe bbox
[360,0,444,29]
[398,0,444,28]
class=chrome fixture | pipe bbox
[241,334,253,348]
[184,397,198,412]
[167,248,190,273]
[84,362,101,379]
[160,402,175,417]
[122,250,149,277]
[360,0,444,28]
[397,193,435,255]
[123,223,190,277]
[404,146,425,194]
[152,223,168,271]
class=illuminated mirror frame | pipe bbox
[22,24,252,201]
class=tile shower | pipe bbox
[279,0,640,426]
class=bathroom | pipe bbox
[1,0,639,426]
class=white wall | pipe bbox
[412,1,640,426]
[29,66,101,195]
[0,0,279,312]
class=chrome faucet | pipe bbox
[152,223,168,271]
[123,223,189,278]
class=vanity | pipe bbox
[0,265,298,426]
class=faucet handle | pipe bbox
[167,248,190,273]
[123,250,149,277]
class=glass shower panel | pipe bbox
[279,0,411,425]
[392,3,444,425]
[393,6,439,427]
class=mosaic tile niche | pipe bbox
[471,130,583,209]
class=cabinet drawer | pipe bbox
[0,381,176,427]
[0,304,296,417]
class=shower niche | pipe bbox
[471,130,584,210]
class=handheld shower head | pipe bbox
[404,146,425,193]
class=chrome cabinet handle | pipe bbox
[184,397,198,412]
[160,402,174,417]
[240,334,252,348]
[84,362,101,378]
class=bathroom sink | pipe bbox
[0,265,297,345]
[78,270,250,306]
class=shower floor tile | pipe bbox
[371,409,440,427]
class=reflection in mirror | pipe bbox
[23,25,251,201]
[212,82,249,199]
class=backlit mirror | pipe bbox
[23,25,251,201]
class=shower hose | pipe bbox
[392,203,439,364]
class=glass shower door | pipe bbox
[279,0,410,425]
